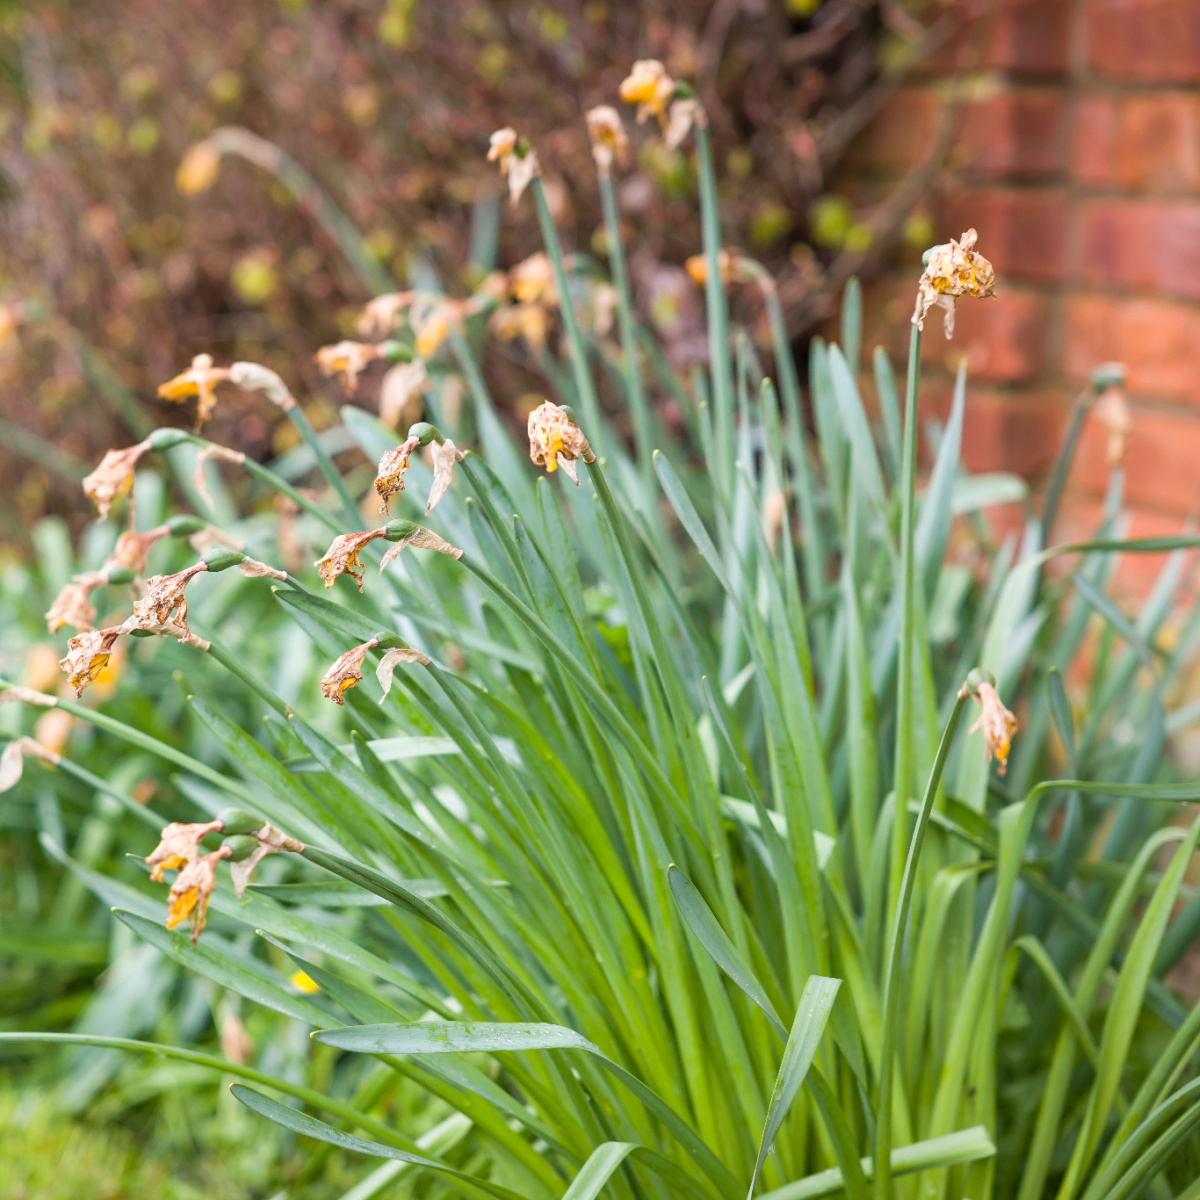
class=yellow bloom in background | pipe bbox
[157,353,232,426]
[619,59,676,124]
[175,139,221,194]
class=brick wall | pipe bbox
[846,0,1200,593]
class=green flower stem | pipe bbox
[888,322,922,936]
[598,171,655,500]
[531,177,603,438]
[204,638,290,717]
[694,123,734,502]
[874,686,969,1200]
[47,754,166,830]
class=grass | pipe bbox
[4,65,1200,1200]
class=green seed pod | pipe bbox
[380,339,413,363]
[221,834,260,862]
[558,405,578,424]
[406,422,443,447]
[964,667,995,694]
[103,566,137,586]
[147,427,191,450]
[166,514,207,537]
[384,518,419,541]
[203,547,245,573]
[216,807,263,835]
[1091,361,1127,392]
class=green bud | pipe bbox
[558,405,578,424]
[147,427,191,450]
[1091,361,1126,392]
[103,567,136,586]
[384,518,419,541]
[406,422,443,447]
[129,627,155,638]
[216,807,263,835]
[166,514,207,537]
[221,834,260,862]
[964,667,995,694]
[202,547,245,572]
[381,339,413,363]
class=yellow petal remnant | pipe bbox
[374,437,421,515]
[487,127,540,205]
[415,307,450,359]
[314,528,387,591]
[59,627,123,697]
[912,228,996,339]
[82,441,153,520]
[45,572,107,634]
[527,401,595,485]
[619,59,677,125]
[167,846,231,942]
[585,105,629,174]
[1094,367,1133,466]
[320,638,379,705]
[426,439,464,516]
[357,291,415,339]
[968,681,1018,776]
[509,252,556,306]
[176,139,222,194]
[146,819,224,883]
[157,353,232,426]
[490,303,549,352]
[314,340,386,394]
[128,563,208,638]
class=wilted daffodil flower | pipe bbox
[491,302,549,352]
[375,425,464,517]
[320,638,378,705]
[487,127,540,205]
[45,573,107,634]
[83,440,153,520]
[314,528,388,591]
[59,627,123,697]
[586,105,629,175]
[1093,362,1133,466]
[527,401,595,485]
[314,340,388,394]
[374,436,420,515]
[619,59,702,149]
[226,822,305,899]
[379,359,430,429]
[104,525,170,576]
[913,228,995,339]
[127,563,208,639]
[157,353,232,426]
[379,519,463,571]
[967,678,1018,776]
[167,846,231,942]
[146,819,224,883]
[357,290,415,339]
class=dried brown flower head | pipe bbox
[146,819,224,883]
[378,525,464,572]
[586,106,629,173]
[0,737,61,795]
[527,401,595,485]
[509,252,556,306]
[320,638,378,705]
[228,822,305,898]
[83,441,153,520]
[45,572,107,634]
[167,845,231,942]
[913,229,996,339]
[105,526,169,576]
[968,681,1018,775]
[664,98,702,150]
[375,437,420,515]
[314,528,387,591]
[157,353,232,426]
[59,627,122,697]
[620,60,677,124]
[487,127,540,205]
[379,360,430,429]
[426,439,464,516]
[129,563,208,638]
[314,340,386,394]
[377,647,432,698]
[357,291,415,339]
[1095,377,1134,466]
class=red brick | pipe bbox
[1065,294,1200,406]
[956,89,1066,181]
[844,89,940,174]
[957,389,1070,477]
[921,288,1048,383]
[1118,94,1200,192]
[1085,0,1200,84]
[1072,406,1200,514]
[1072,96,1119,188]
[985,0,1073,74]
[941,189,1069,284]
[1078,200,1200,300]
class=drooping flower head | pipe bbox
[527,401,595,485]
[167,846,231,942]
[320,639,378,705]
[376,647,432,698]
[487,127,540,205]
[128,563,208,639]
[146,819,224,883]
[968,680,1018,776]
[379,521,464,572]
[357,291,415,339]
[585,105,629,174]
[314,340,387,394]
[426,438,464,516]
[1093,363,1133,466]
[105,525,170,576]
[374,437,420,515]
[227,822,306,898]
[378,359,430,429]
[45,572,107,634]
[157,353,232,426]
[314,527,387,591]
[913,229,996,339]
[83,441,153,520]
[619,59,677,125]
[59,627,122,697]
